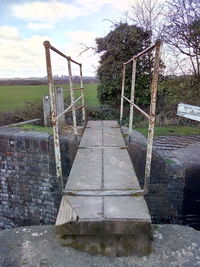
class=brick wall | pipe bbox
[0,127,78,229]
[122,128,186,224]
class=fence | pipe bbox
[43,40,85,190]
[120,40,162,194]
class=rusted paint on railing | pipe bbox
[67,59,77,135]
[45,41,81,66]
[120,40,162,194]
[43,41,63,190]
[120,64,126,124]
[124,42,157,65]
[43,40,86,190]
[143,40,161,194]
[123,96,150,120]
[129,58,137,135]
[80,64,86,123]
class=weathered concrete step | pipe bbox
[56,195,151,235]
[56,121,151,254]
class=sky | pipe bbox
[0,0,133,78]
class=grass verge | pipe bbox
[12,124,53,135]
[136,126,200,137]
[12,124,200,138]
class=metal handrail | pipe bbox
[44,41,81,65]
[43,40,86,190]
[120,40,162,194]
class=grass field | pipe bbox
[16,124,200,137]
[0,83,99,112]
[136,126,200,137]
[2,83,200,137]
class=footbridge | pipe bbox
[43,40,162,255]
[56,120,151,254]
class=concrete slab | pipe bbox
[103,127,126,147]
[79,128,102,147]
[104,148,140,190]
[103,120,119,128]
[66,196,103,219]
[87,121,103,128]
[66,148,102,190]
[104,196,151,221]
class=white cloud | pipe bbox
[65,30,97,46]
[27,22,54,31]
[0,26,99,77]
[75,0,131,13]
[0,26,53,77]
[11,0,132,24]
[66,30,99,76]
[0,26,21,40]
[11,1,88,23]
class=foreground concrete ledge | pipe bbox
[57,232,152,256]
[0,224,199,265]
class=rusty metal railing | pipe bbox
[120,40,162,194]
[43,41,86,190]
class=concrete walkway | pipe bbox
[56,121,151,255]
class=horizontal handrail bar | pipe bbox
[123,96,150,119]
[56,95,83,119]
[124,40,161,65]
[43,41,81,66]
[56,103,73,119]
[62,189,144,196]
[134,43,156,59]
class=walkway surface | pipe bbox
[56,121,151,255]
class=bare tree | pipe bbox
[162,0,200,77]
[129,0,165,41]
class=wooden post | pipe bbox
[43,95,51,127]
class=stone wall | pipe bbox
[122,128,186,224]
[0,127,78,229]
[1,125,199,230]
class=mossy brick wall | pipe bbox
[122,128,186,224]
[0,127,78,229]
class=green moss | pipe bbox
[10,124,53,135]
[100,242,106,254]
[163,158,177,165]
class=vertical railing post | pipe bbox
[80,64,86,124]
[67,59,78,135]
[43,41,63,190]
[128,58,137,136]
[143,40,162,194]
[120,64,126,124]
